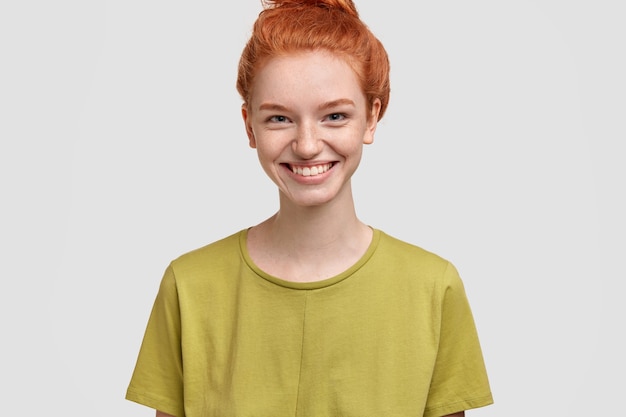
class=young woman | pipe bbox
[126,1,493,416]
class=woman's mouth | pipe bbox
[287,163,334,177]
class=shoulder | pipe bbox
[375,230,451,269]
[371,230,463,290]
[167,229,245,282]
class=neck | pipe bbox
[246,185,373,282]
[250,185,370,259]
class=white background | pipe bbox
[1,0,624,415]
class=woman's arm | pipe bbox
[156,411,175,417]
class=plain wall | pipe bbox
[1,1,624,415]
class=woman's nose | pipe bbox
[292,122,323,159]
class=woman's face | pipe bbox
[242,50,380,208]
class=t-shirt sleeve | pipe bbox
[126,265,185,417]
[423,262,494,417]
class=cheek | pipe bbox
[254,140,282,168]
[255,131,292,156]
[255,146,272,163]
[337,132,367,155]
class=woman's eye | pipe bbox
[269,115,289,123]
[327,113,346,122]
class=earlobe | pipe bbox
[241,104,257,148]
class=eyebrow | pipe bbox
[318,98,355,111]
[257,99,356,112]
[258,103,289,112]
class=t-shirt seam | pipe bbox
[424,392,494,412]
[238,228,381,291]
[126,386,182,416]
[293,291,309,416]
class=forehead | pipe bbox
[249,50,365,106]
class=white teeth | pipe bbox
[291,163,331,176]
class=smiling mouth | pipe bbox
[286,163,334,177]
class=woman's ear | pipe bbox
[241,104,257,148]
[363,98,381,145]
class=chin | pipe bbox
[289,190,347,208]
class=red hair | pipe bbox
[236,0,391,120]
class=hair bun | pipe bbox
[262,0,359,18]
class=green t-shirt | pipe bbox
[126,229,493,417]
